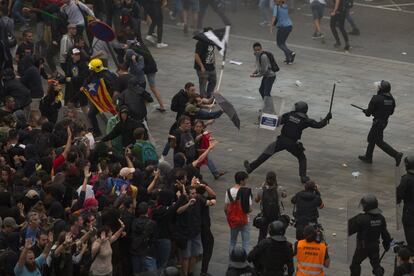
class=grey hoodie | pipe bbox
[254,52,276,78]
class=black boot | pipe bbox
[300,176,310,184]
[348,28,360,35]
[244,160,252,173]
[358,155,372,164]
[396,152,403,167]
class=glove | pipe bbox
[325,112,332,120]
[383,241,390,252]
[363,109,370,117]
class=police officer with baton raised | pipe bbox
[352,80,403,166]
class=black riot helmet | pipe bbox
[360,194,382,214]
[163,266,180,276]
[405,155,414,172]
[230,246,247,263]
[268,220,285,236]
[376,80,391,94]
[294,101,308,114]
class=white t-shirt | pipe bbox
[224,187,253,206]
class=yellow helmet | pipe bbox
[88,58,104,73]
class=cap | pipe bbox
[72,48,81,55]
[3,217,18,229]
[120,167,135,178]
[25,189,39,199]
[119,105,129,113]
[67,24,77,29]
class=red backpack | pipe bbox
[226,189,248,228]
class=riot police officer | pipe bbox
[348,194,392,276]
[397,155,414,255]
[247,221,294,276]
[358,80,403,166]
[226,247,257,276]
[244,101,332,183]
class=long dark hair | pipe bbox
[265,171,277,187]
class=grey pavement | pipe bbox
[143,22,414,275]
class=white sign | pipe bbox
[260,113,278,130]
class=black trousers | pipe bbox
[403,223,414,255]
[197,0,231,29]
[148,2,164,43]
[365,119,399,160]
[201,226,214,273]
[330,11,349,45]
[258,220,270,243]
[350,244,384,276]
[249,136,307,178]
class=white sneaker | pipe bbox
[157,42,168,48]
[145,35,156,44]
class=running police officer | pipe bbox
[358,80,403,166]
[397,155,414,255]
[244,101,332,183]
[294,225,330,276]
[348,194,392,276]
[247,220,294,276]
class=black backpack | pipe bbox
[0,248,18,276]
[260,51,280,72]
[261,187,280,222]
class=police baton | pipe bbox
[350,104,365,111]
[327,83,336,124]
[379,249,387,264]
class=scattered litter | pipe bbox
[229,60,243,65]
[401,52,407,55]
[339,207,344,210]
[295,80,302,87]
[336,80,342,83]
[227,148,233,152]
[332,233,337,237]
[342,163,348,167]
[352,171,360,178]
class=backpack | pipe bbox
[170,90,182,112]
[0,17,16,48]
[260,51,280,72]
[261,187,280,222]
[226,189,248,228]
[132,140,158,163]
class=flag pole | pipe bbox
[216,25,230,92]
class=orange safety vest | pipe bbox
[296,240,327,276]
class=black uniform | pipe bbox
[246,110,330,181]
[247,237,294,276]
[397,172,414,254]
[362,87,401,163]
[348,212,392,276]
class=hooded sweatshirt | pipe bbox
[291,190,322,224]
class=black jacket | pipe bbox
[291,190,322,224]
[348,213,392,247]
[280,111,329,141]
[130,216,156,256]
[3,78,32,109]
[247,238,294,276]
[101,116,145,147]
[365,92,395,120]
[397,172,414,226]
[117,78,153,121]
[171,89,190,120]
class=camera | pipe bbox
[392,240,405,254]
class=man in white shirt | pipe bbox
[59,24,77,70]
[224,171,253,255]
[61,0,95,36]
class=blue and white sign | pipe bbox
[260,113,278,130]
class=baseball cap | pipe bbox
[67,23,77,29]
[72,48,81,55]
[120,167,135,178]
[3,217,18,229]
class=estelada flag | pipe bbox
[82,78,116,114]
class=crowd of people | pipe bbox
[0,0,413,276]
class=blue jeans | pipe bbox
[131,255,157,274]
[346,8,358,30]
[277,25,293,61]
[162,141,170,157]
[155,239,171,269]
[196,109,223,120]
[207,158,219,176]
[259,76,276,99]
[229,224,250,255]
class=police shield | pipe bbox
[347,197,360,264]
[262,96,285,116]
[395,164,404,230]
